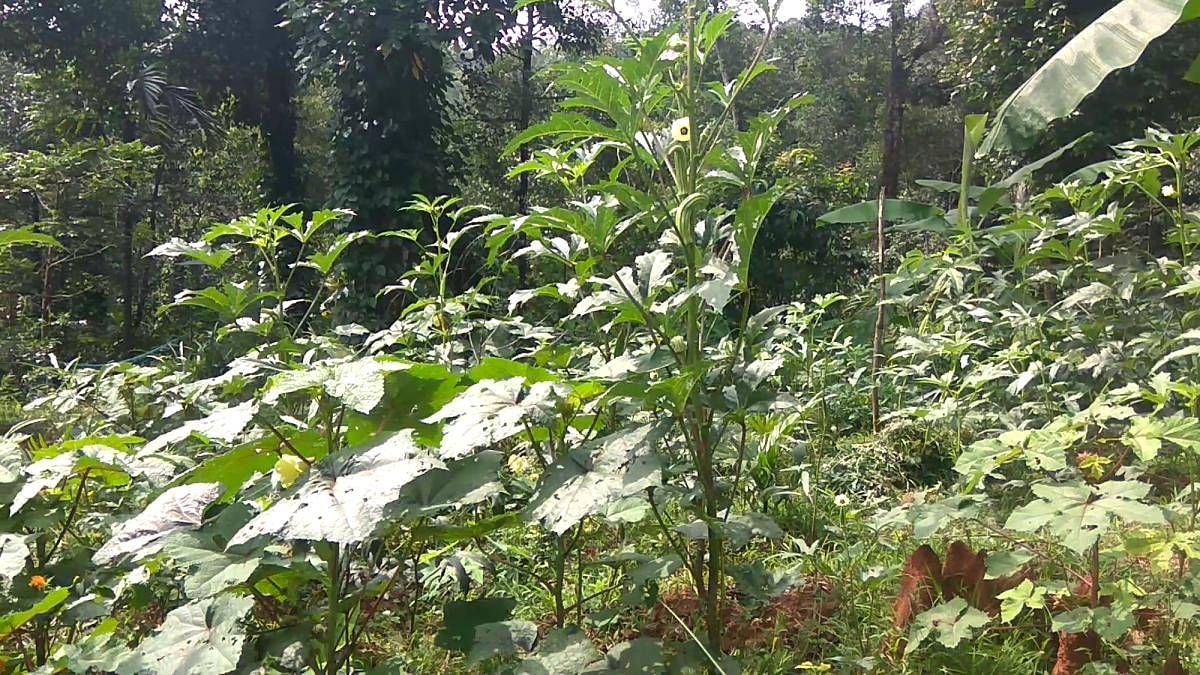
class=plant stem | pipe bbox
[45,469,90,561]
[325,545,342,675]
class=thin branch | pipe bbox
[45,469,91,561]
[258,416,312,466]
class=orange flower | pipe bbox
[28,575,48,591]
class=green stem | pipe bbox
[325,545,342,675]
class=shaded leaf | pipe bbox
[0,588,69,638]
[517,628,602,675]
[818,199,942,224]
[468,620,538,664]
[436,596,516,654]
[163,533,263,599]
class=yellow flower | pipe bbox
[506,453,535,477]
[797,662,831,672]
[671,117,691,143]
[273,454,308,489]
[29,575,48,592]
[669,335,687,353]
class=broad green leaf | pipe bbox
[591,638,665,673]
[979,0,1191,154]
[818,199,941,225]
[528,424,662,535]
[728,561,804,603]
[0,588,69,638]
[996,579,1047,622]
[228,430,441,546]
[468,357,558,384]
[629,554,683,585]
[1123,530,1200,572]
[49,618,126,673]
[1124,415,1200,461]
[94,483,222,565]
[915,179,987,197]
[955,422,1075,488]
[517,628,602,675]
[673,513,782,548]
[394,451,504,520]
[603,496,651,525]
[725,513,785,549]
[732,189,782,285]
[1184,0,1200,21]
[10,452,79,514]
[0,439,19,483]
[992,134,1092,190]
[300,230,372,275]
[0,227,61,249]
[1060,282,1113,309]
[985,550,1034,579]
[411,512,518,546]
[286,208,353,244]
[170,430,324,498]
[117,595,254,675]
[905,598,989,654]
[163,533,263,599]
[1005,481,1164,554]
[324,357,413,414]
[1091,604,1136,641]
[1186,51,1200,83]
[503,113,625,156]
[1051,607,1093,634]
[170,283,275,322]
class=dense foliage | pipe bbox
[4,0,1200,673]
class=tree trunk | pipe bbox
[514,5,536,287]
[261,0,303,206]
[121,203,138,356]
[872,0,907,432]
[880,0,907,199]
[135,158,166,332]
[871,189,887,433]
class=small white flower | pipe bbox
[833,494,851,508]
[671,117,691,143]
[1162,184,1178,198]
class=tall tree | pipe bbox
[167,0,305,205]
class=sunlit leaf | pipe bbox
[117,595,254,675]
[424,378,565,459]
[529,424,662,535]
[979,0,1191,154]
[228,430,440,546]
[94,483,222,565]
